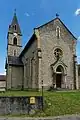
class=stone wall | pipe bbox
[6,65,12,89]
[6,66,24,90]
[8,34,22,56]
[78,75,80,89]
[0,81,6,91]
[0,96,42,115]
[1,115,80,120]
[22,39,38,89]
[37,18,76,89]
[11,66,24,89]
[0,115,80,120]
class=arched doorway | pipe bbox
[56,65,64,88]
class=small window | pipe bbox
[56,65,64,73]
[56,66,62,72]
[56,26,60,38]
[14,25,16,30]
[13,37,17,45]
[14,50,16,56]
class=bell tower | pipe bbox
[5,11,23,90]
[7,11,22,57]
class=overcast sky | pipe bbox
[0,0,80,74]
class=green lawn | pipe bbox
[42,90,80,117]
[0,91,41,96]
[0,90,42,96]
[1,90,80,117]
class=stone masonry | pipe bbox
[6,12,79,90]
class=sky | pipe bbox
[0,0,80,74]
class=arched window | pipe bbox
[14,25,16,30]
[13,25,17,30]
[14,50,16,56]
[56,66,62,72]
[56,26,60,39]
[13,37,17,45]
[56,65,64,73]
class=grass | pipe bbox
[42,90,80,117]
[0,90,42,96]
[1,90,80,117]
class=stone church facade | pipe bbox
[5,12,79,90]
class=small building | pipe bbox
[0,75,6,91]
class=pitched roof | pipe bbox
[35,17,77,40]
[0,75,6,81]
[19,34,36,58]
[20,17,77,58]
[8,56,23,66]
[8,12,22,35]
[50,59,67,68]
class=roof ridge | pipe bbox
[35,17,77,40]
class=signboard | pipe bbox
[30,97,35,104]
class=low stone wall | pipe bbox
[0,96,42,115]
[0,115,80,120]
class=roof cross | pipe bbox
[14,9,16,15]
[56,13,59,18]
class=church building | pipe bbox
[5,12,79,90]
